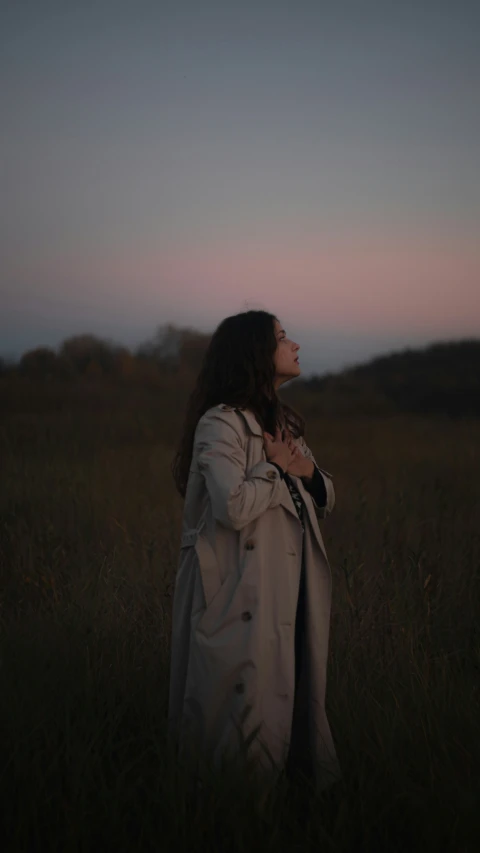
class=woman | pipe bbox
[169,310,341,790]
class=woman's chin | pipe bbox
[286,364,301,381]
[276,365,301,387]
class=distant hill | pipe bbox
[290,339,480,417]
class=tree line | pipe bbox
[0,325,210,383]
[1,326,479,417]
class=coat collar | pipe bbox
[234,406,286,437]
[235,407,263,437]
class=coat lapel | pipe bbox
[292,475,329,560]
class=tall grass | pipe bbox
[1,380,479,851]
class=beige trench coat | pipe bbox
[168,404,341,788]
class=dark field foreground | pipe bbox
[1,380,479,852]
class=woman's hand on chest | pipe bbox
[286,446,315,481]
[283,432,315,481]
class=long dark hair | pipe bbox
[172,310,305,497]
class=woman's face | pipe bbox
[273,318,301,387]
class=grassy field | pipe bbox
[1,378,479,851]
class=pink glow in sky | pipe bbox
[18,231,477,339]
[156,233,479,334]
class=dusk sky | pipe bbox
[2,0,479,376]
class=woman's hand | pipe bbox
[263,426,295,473]
[286,446,315,480]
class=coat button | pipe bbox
[266,470,277,480]
[245,540,255,550]
[241,611,252,621]
[235,682,245,694]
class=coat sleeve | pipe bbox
[194,408,285,531]
[297,436,335,519]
